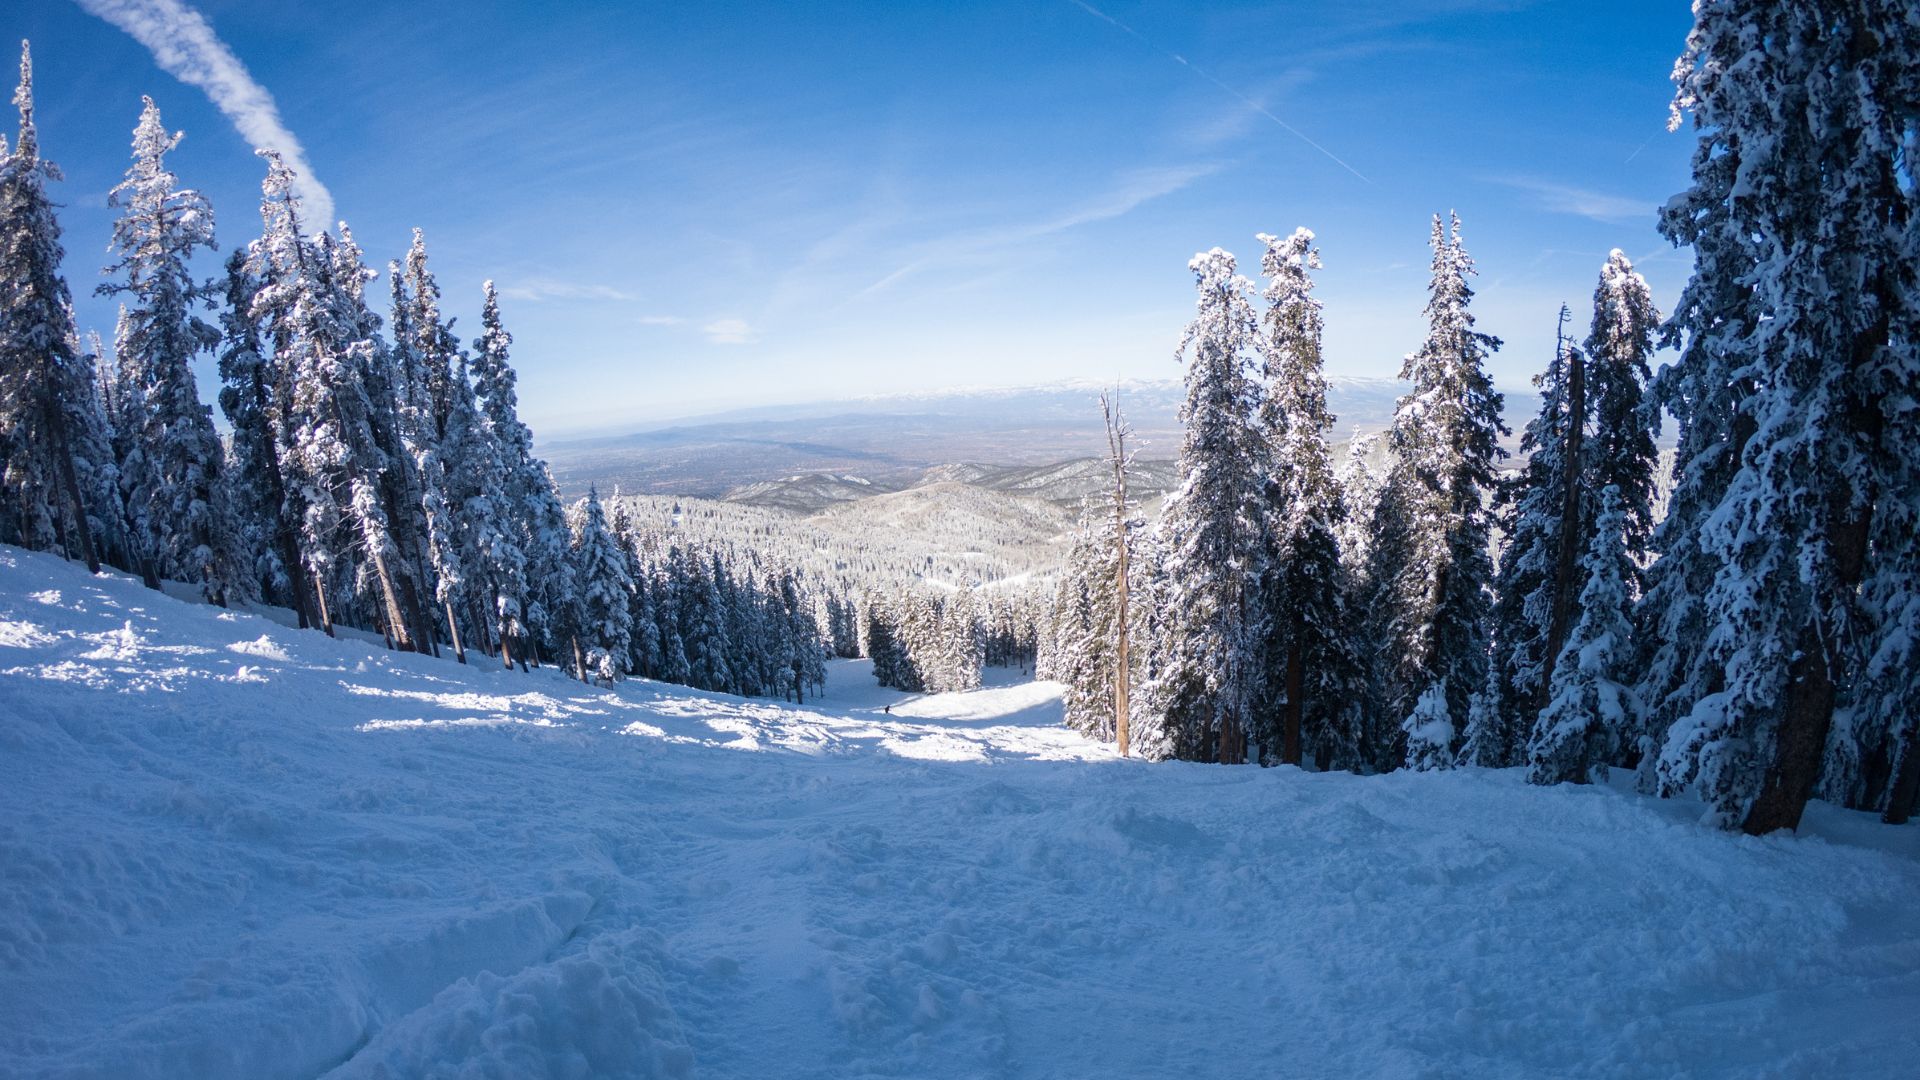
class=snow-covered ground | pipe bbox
[1,545,1915,1079]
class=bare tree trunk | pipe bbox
[571,634,588,682]
[367,548,413,651]
[1744,465,1874,835]
[313,572,335,637]
[444,598,467,664]
[500,631,516,671]
[1884,732,1920,826]
[1103,393,1133,758]
[47,408,101,574]
[1217,712,1245,765]
[1282,640,1304,765]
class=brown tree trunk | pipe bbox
[468,597,495,659]
[47,407,101,574]
[367,548,413,652]
[1744,419,1877,835]
[1742,621,1840,834]
[1882,732,1920,826]
[313,573,335,637]
[1282,638,1304,766]
[444,597,467,664]
[1217,713,1244,765]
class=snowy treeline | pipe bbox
[611,490,1055,689]
[860,584,1007,694]
[0,45,833,700]
[1049,2,1920,832]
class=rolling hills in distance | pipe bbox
[541,375,1543,509]
[546,376,1572,592]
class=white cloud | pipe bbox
[76,0,333,230]
[702,318,756,345]
[857,162,1219,298]
[636,314,684,326]
[1493,177,1656,224]
[496,279,637,303]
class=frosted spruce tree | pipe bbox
[98,97,243,602]
[1053,505,1148,743]
[1651,1,1920,832]
[1252,228,1362,770]
[385,259,466,658]
[1145,248,1270,763]
[324,224,440,654]
[1582,251,1661,569]
[1367,213,1506,770]
[0,42,103,571]
[568,486,633,685]
[470,281,569,668]
[1527,486,1638,786]
[1480,308,1583,768]
[216,249,312,619]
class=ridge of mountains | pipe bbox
[541,375,1542,510]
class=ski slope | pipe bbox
[1,545,1916,1079]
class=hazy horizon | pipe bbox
[16,0,1696,435]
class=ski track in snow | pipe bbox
[0,546,1915,1079]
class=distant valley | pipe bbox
[540,376,1544,508]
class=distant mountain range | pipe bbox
[540,376,1544,502]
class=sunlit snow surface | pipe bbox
[0,546,1915,1079]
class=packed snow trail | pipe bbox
[0,547,1915,1079]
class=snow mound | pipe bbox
[0,545,1915,1079]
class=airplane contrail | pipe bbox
[75,0,335,230]
[1067,0,1373,186]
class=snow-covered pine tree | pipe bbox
[1401,682,1454,772]
[216,248,311,620]
[323,224,439,653]
[653,550,690,686]
[679,551,733,692]
[1582,251,1661,569]
[386,265,463,657]
[1631,135,1756,792]
[936,586,985,693]
[1053,514,1109,737]
[469,281,567,668]
[98,97,243,604]
[0,42,101,571]
[1146,247,1270,763]
[1527,485,1638,786]
[609,499,661,679]
[863,591,902,689]
[568,486,633,685]
[1651,1,1919,833]
[1334,431,1385,578]
[65,318,124,568]
[1252,227,1362,769]
[1366,213,1507,770]
[1482,307,1582,768]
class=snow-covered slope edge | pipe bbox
[1,545,1915,1079]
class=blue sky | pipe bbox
[14,0,1695,435]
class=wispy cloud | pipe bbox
[75,0,333,229]
[858,162,1219,297]
[636,314,684,326]
[1067,0,1371,184]
[702,318,757,345]
[1493,177,1656,224]
[497,279,637,303]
